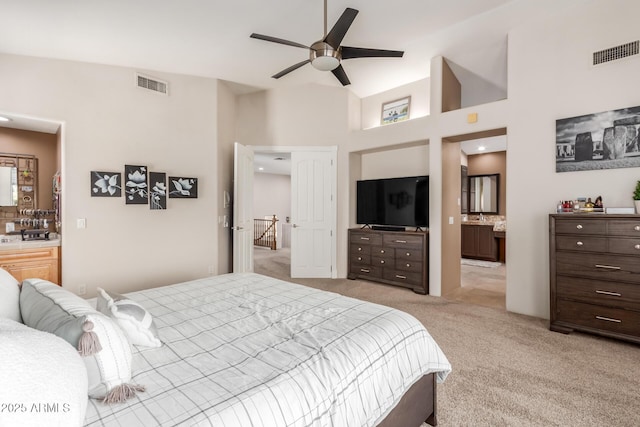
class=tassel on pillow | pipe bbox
[101,383,146,404]
[78,319,103,356]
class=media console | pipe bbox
[347,228,429,294]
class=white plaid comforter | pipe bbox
[84,273,451,426]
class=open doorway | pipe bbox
[252,151,293,280]
[443,132,507,310]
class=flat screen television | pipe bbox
[356,176,429,229]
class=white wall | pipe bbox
[360,79,430,130]
[253,172,291,248]
[0,54,219,297]
[505,0,640,318]
[361,145,429,179]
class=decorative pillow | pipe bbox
[96,287,162,348]
[0,268,22,323]
[0,318,88,426]
[19,279,145,403]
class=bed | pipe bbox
[80,272,451,426]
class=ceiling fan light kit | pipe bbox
[310,42,340,71]
[250,1,403,86]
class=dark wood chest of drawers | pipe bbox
[549,214,640,344]
[348,228,429,294]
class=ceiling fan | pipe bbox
[250,0,404,86]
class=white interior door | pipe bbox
[290,151,335,278]
[233,142,254,273]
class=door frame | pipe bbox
[252,145,338,279]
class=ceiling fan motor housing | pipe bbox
[310,41,341,71]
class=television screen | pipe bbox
[356,176,429,228]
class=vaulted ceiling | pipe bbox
[0,0,530,99]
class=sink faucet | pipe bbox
[479,213,485,221]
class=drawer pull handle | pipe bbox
[380,250,385,254]
[635,225,640,231]
[595,315,621,323]
[595,264,621,270]
[380,260,385,264]
[360,268,370,273]
[395,240,407,243]
[360,237,370,241]
[635,244,640,250]
[406,263,411,267]
[595,290,621,297]
[576,224,583,230]
[576,241,583,246]
[358,247,362,251]
[406,252,411,256]
[357,257,362,261]
[395,274,407,279]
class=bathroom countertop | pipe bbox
[0,237,61,251]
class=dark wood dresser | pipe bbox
[347,228,428,294]
[549,214,640,344]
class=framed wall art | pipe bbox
[149,172,167,210]
[556,105,640,172]
[381,96,411,125]
[90,171,121,197]
[125,165,148,204]
[168,176,198,198]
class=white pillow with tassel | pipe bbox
[20,279,145,403]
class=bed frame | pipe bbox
[378,373,438,426]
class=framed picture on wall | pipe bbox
[168,176,198,198]
[556,105,640,172]
[149,172,167,210]
[125,165,148,204]
[90,171,121,197]
[381,96,411,125]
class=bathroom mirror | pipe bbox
[468,173,499,214]
[0,165,18,206]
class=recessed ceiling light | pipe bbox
[0,116,11,122]
[258,167,264,171]
[478,146,486,151]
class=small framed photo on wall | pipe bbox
[381,96,411,125]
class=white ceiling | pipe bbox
[0,0,527,101]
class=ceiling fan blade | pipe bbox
[323,8,358,49]
[250,33,309,50]
[341,46,404,60]
[331,64,351,86]
[272,59,311,79]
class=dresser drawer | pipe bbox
[395,260,423,273]
[556,252,640,285]
[351,264,382,279]
[607,220,640,236]
[608,238,640,255]
[396,248,424,261]
[351,252,370,265]
[350,231,382,246]
[556,299,640,337]
[555,236,607,252]
[555,219,606,235]
[383,233,424,249]
[556,276,640,310]
[371,246,393,258]
[350,243,371,256]
[383,269,423,287]
[372,254,395,267]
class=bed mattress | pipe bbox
[84,273,450,426]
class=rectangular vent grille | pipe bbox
[136,73,168,95]
[593,40,638,65]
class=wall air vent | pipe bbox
[593,40,638,66]
[135,73,169,95]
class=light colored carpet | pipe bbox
[461,258,503,268]
[254,248,640,426]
